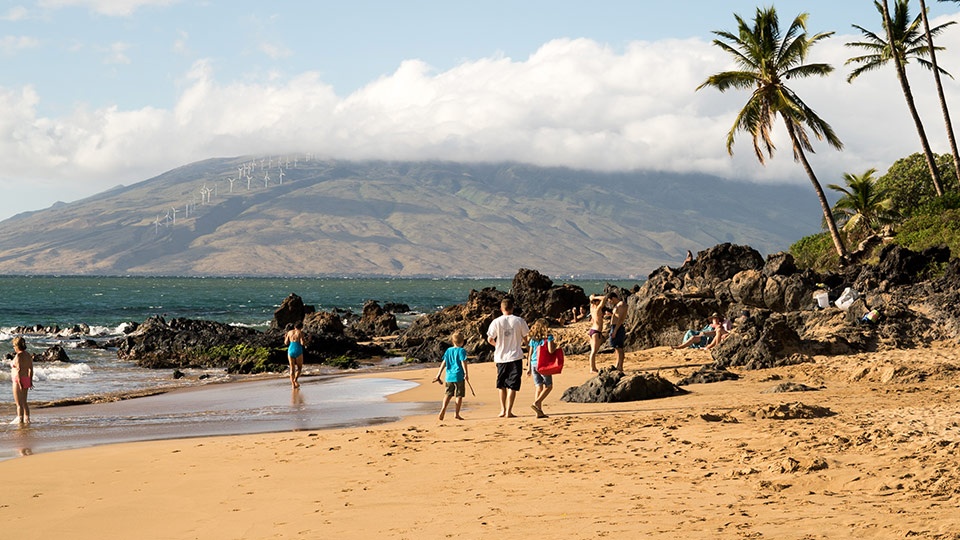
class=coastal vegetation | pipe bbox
[791,152,960,271]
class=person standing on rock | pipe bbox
[607,292,627,371]
[284,322,305,389]
[487,298,529,418]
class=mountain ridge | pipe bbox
[0,157,822,277]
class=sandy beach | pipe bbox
[3,340,960,539]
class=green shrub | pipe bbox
[326,355,359,370]
[876,152,958,218]
[790,232,841,271]
[895,206,960,255]
[194,343,271,364]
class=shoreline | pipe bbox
[3,346,960,538]
[0,368,435,461]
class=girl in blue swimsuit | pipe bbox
[284,322,305,389]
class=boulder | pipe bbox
[346,300,399,341]
[710,312,808,370]
[272,293,316,330]
[304,311,346,334]
[36,345,70,362]
[510,268,589,321]
[560,367,686,403]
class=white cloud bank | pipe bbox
[2,15,960,219]
[38,0,179,17]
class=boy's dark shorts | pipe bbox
[496,359,523,391]
[445,381,466,398]
[609,325,626,349]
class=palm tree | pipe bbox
[697,7,848,259]
[827,168,895,233]
[919,0,960,183]
[846,0,954,196]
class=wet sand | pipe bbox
[2,345,960,539]
[0,375,431,460]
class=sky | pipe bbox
[2,0,960,222]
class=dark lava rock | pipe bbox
[112,316,268,370]
[35,345,70,363]
[394,287,505,363]
[346,300,399,341]
[676,366,740,385]
[383,302,411,313]
[561,367,686,403]
[272,293,316,330]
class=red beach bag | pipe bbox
[536,342,564,375]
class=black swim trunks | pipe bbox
[495,359,523,391]
[609,325,626,349]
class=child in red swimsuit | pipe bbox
[11,336,33,425]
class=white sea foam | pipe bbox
[113,322,136,335]
[229,320,271,329]
[33,363,92,382]
[84,325,115,336]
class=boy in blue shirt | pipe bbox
[433,331,469,421]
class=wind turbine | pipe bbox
[228,177,237,193]
[170,207,178,225]
[154,215,161,234]
[264,171,271,188]
[278,167,285,185]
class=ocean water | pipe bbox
[0,275,639,404]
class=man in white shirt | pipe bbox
[486,297,529,418]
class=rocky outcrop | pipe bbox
[110,312,384,373]
[346,301,399,341]
[623,242,956,370]
[394,287,505,363]
[560,367,686,403]
[111,316,270,370]
[393,269,592,363]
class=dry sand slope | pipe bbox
[2,345,960,539]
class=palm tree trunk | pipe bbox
[918,0,960,186]
[783,119,848,260]
[881,0,944,196]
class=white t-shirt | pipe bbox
[487,314,530,363]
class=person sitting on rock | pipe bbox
[672,313,724,350]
